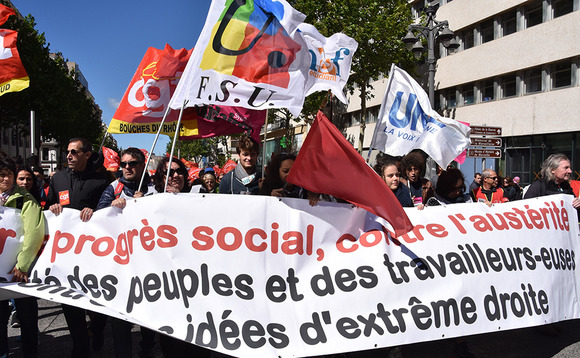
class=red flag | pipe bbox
[0,4,15,26]
[108,44,266,142]
[102,147,120,171]
[0,29,29,96]
[140,148,149,161]
[286,111,413,237]
[222,159,237,174]
[188,167,202,181]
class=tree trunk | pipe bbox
[358,88,367,154]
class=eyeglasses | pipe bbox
[120,161,141,168]
[163,168,187,177]
[65,149,83,156]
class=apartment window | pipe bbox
[365,107,379,124]
[480,20,495,44]
[350,111,361,126]
[501,75,517,98]
[447,91,457,108]
[462,84,475,105]
[525,67,543,93]
[42,148,49,161]
[552,60,572,88]
[463,28,474,50]
[501,11,517,36]
[481,80,495,102]
[553,0,573,18]
[525,0,543,28]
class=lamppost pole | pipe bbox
[402,3,459,108]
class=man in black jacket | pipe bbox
[47,138,110,357]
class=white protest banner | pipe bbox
[369,65,470,168]
[0,206,24,282]
[1,193,579,357]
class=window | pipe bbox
[463,28,474,50]
[501,75,517,98]
[447,91,457,108]
[552,60,572,88]
[350,111,361,126]
[553,0,573,18]
[525,0,543,28]
[462,84,474,105]
[365,107,379,124]
[481,80,495,102]
[42,148,49,161]
[501,11,517,36]
[525,67,543,93]
[480,19,495,44]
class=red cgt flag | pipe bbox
[222,159,237,174]
[0,29,29,96]
[286,111,414,237]
[102,147,120,171]
[0,4,15,26]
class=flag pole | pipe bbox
[367,63,396,162]
[261,110,268,176]
[138,105,172,193]
[164,100,188,192]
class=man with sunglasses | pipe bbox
[46,137,110,357]
[471,168,509,205]
[93,147,156,358]
[96,147,155,210]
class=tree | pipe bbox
[289,0,415,152]
[0,4,106,152]
[165,137,227,166]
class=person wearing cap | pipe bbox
[199,167,218,193]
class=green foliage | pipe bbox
[165,137,227,166]
[289,0,415,150]
[0,5,105,150]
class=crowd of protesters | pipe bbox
[1,134,580,358]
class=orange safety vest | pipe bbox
[472,187,507,204]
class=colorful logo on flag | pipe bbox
[200,0,301,89]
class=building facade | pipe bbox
[343,0,580,187]
[434,0,580,185]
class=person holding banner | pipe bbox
[471,169,509,205]
[0,156,45,358]
[153,157,191,193]
[47,138,110,357]
[426,168,472,206]
[259,152,306,198]
[219,134,261,195]
[399,151,433,206]
[524,153,580,211]
[374,154,415,208]
[96,147,156,210]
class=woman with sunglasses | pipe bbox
[153,157,191,193]
[426,168,472,206]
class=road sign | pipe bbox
[470,125,502,136]
[470,137,502,147]
[467,148,501,158]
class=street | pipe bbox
[5,298,580,357]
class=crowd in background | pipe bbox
[1,133,580,358]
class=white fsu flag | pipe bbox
[370,65,470,168]
[169,0,356,117]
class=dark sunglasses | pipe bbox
[163,168,187,177]
[489,176,498,180]
[65,149,83,156]
[120,161,141,168]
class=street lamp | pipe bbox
[402,3,459,107]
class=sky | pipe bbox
[10,0,212,155]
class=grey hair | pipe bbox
[481,168,495,179]
[541,153,569,182]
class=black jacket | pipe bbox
[47,153,110,210]
[524,178,574,199]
